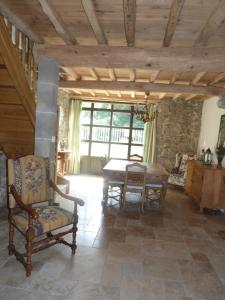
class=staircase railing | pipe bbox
[3,17,36,93]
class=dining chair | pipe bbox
[102,157,123,208]
[7,155,84,276]
[145,182,164,209]
[123,162,147,212]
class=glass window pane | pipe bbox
[80,142,89,155]
[113,104,131,111]
[81,110,91,124]
[130,145,143,157]
[91,142,108,157]
[94,103,111,109]
[111,128,129,143]
[81,126,90,140]
[110,144,128,159]
[112,112,130,127]
[82,102,92,108]
[131,129,144,144]
[133,115,144,128]
[92,127,110,142]
[93,111,111,126]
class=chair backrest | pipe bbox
[129,154,143,162]
[124,162,147,193]
[8,155,52,208]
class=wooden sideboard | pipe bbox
[185,160,225,210]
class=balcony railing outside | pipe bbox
[81,126,143,144]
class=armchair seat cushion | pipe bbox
[12,206,74,236]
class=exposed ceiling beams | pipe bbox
[38,0,76,45]
[195,0,225,47]
[123,0,136,47]
[81,0,107,44]
[34,45,225,73]
[163,0,186,47]
[0,2,42,43]
[59,80,225,96]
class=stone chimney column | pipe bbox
[35,57,59,172]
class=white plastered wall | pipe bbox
[198,96,225,166]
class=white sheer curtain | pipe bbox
[68,100,81,174]
[143,104,157,163]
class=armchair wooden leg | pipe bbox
[26,220,34,277]
[72,215,78,255]
[8,222,14,256]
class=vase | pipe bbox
[217,155,224,169]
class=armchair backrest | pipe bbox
[8,155,52,208]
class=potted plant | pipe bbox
[216,144,225,168]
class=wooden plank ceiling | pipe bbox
[1,0,225,103]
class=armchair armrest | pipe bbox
[49,180,84,206]
[10,185,39,220]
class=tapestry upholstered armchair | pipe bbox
[168,153,196,187]
[7,155,84,276]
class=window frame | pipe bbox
[80,103,144,159]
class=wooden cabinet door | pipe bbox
[202,169,225,209]
[191,166,203,204]
[185,161,194,195]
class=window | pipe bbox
[80,102,144,160]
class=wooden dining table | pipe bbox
[102,159,169,208]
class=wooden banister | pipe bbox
[0,16,36,127]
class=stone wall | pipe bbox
[156,99,203,171]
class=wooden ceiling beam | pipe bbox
[68,93,157,104]
[209,73,225,85]
[123,0,136,47]
[89,68,98,80]
[173,93,182,100]
[185,94,196,101]
[129,69,136,82]
[108,69,116,81]
[38,0,76,45]
[191,72,206,85]
[159,93,166,99]
[150,70,160,83]
[81,0,107,44]
[163,0,186,47]
[59,79,225,96]
[195,0,225,47]
[61,67,81,81]
[34,45,225,72]
[0,2,42,43]
[170,73,180,84]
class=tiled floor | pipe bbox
[0,175,225,299]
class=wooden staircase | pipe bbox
[0,15,36,157]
